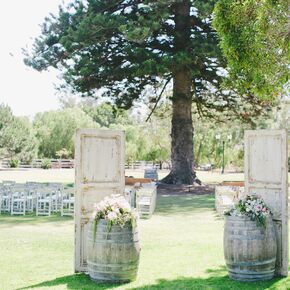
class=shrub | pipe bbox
[41,159,52,169]
[9,158,19,168]
[56,148,71,159]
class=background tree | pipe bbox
[109,123,148,166]
[0,104,38,164]
[213,0,289,99]
[25,0,273,184]
[143,105,171,169]
[82,101,132,127]
[34,107,97,158]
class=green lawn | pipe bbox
[0,194,289,290]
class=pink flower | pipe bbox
[262,207,267,212]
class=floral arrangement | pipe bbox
[92,194,138,240]
[224,195,272,228]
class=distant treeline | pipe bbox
[1,98,284,170]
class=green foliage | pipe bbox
[0,104,13,130]
[23,0,270,122]
[41,159,52,169]
[110,123,146,163]
[142,119,170,163]
[148,101,248,169]
[82,102,132,127]
[109,110,170,165]
[34,107,97,158]
[9,158,19,168]
[23,0,283,181]
[0,104,38,163]
[55,148,71,159]
[0,97,275,167]
[83,102,115,127]
[213,0,289,99]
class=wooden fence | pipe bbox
[0,159,74,169]
[125,161,171,170]
[0,159,170,170]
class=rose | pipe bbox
[107,211,118,221]
[114,198,131,211]
[112,205,120,214]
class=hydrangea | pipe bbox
[92,194,138,240]
[224,195,272,228]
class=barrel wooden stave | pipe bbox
[224,216,277,282]
[87,220,140,283]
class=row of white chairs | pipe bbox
[0,181,74,217]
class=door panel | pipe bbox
[244,130,288,276]
[75,129,125,272]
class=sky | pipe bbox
[0,0,70,117]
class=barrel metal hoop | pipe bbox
[87,237,139,244]
[225,234,266,240]
[226,257,276,267]
[87,260,139,267]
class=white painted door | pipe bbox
[74,129,125,272]
[244,130,288,276]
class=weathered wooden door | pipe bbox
[244,130,288,276]
[74,129,125,272]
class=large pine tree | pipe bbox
[25,0,271,184]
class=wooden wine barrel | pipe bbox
[224,215,277,282]
[87,219,140,283]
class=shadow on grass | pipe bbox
[130,276,285,290]
[0,214,72,228]
[155,194,215,215]
[19,268,287,290]
[130,265,290,290]
[19,273,125,290]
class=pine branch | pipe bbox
[146,78,171,122]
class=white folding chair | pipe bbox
[124,187,136,208]
[136,183,157,219]
[61,188,74,216]
[49,183,63,213]
[25,184,39,213]
[11,185,27,215]
[36,188,52,216]
[0,188,12,213]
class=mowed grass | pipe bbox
[0,168,244,184]
[0,194,289,290]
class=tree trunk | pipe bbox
[162,74,196,184]
[162,0,197,184]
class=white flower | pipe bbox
[107,211,118,220]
